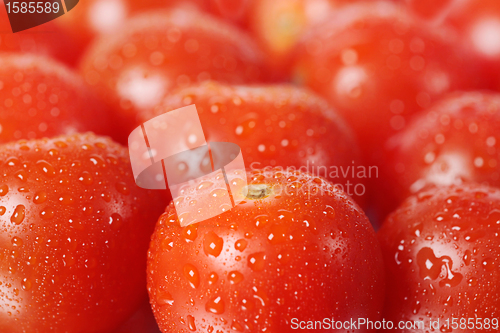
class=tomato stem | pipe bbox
[244,184,271,200]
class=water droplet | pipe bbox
[182,225,198,242]
[197,181,214,190]
[79,171,93,185]
[234,239,247,252]
[40,208,55,220]
[36,160,56,177]
[108,213,123,230]
[0,184,8,196]
[183,264,200,288]
[417,247,462,287]
[21,278,31,291]
[205,296,225,314]
[0,206,6,215]
[323,206,335,219]
[231,320,244,332]
[11,237,23,247]
[482,258,495,271]
[187,315,196,331]
[228,271,244,285]
[203,231,224,257]
[59,194,74,206]
[115,182,130,195]
[248,252,266,271]
[157,290,174,306]
[208,272,218,285]
[254,215,270,228]
[33,191,47,204]
[11,205,25,225]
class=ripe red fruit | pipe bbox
[0,53,122,143]
[142,81,365,203]
[147,168,385,333]
[377,92,500,221]
[79,8,269,134]
[291,1,486,161]
[0,133,165,333]
[378,184,500,332]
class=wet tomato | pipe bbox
[378,183,500,332]
[147,168,385,333]
[79,8,269,134]
[377,92,500,221]
[142,81,365,203]
[0,133,164,333]
[0,53,121,144]
[291,1,485,162]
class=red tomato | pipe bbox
[142,81,365,204]
[0,53,126,144]
[147,168,385,333]
[0,133,165,333]
[79,8,269,134]
[56,0,209,54]
[0,2,83,66]
[291,1,486,162]
[378,184,500,332]
[377,92,500,222]
[444,0,500,89]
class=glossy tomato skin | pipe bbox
[0,133,165,333]
[377,92,500,222]
[147,168,385,333]
[378,184,500,332]
[0,54,125,144]
[291,1,485,162]
[141,81,365,204]
[79,8,269,134]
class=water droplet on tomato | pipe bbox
[183,264,200,288]
[207,272,218,285]
[157,291,174,306]
[228,271,244,285]
[36,160,56,177]
[187,315,196,331]
[203,231,224,257]
[21,278,31,291]
[234,239,247,252]
[79,171,94,185]
[33,191,47,204]
[115,182,130,195]
[248,252,266,271]
[108,213,123,230]
[11,205,25,225]
[0,184,9,196]
[205,296,225,314]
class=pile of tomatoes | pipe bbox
[1,0,500,332]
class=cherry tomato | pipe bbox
[0,133,165,333]
[377,92,500,222]
[56,0,208,55]
[291,1,486,162]
[378,183,500,332]
[141,81,365,203]
[79,8,269,135]
[0,53,125,144]
[0,2,83,66]
[147,168,385,333]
